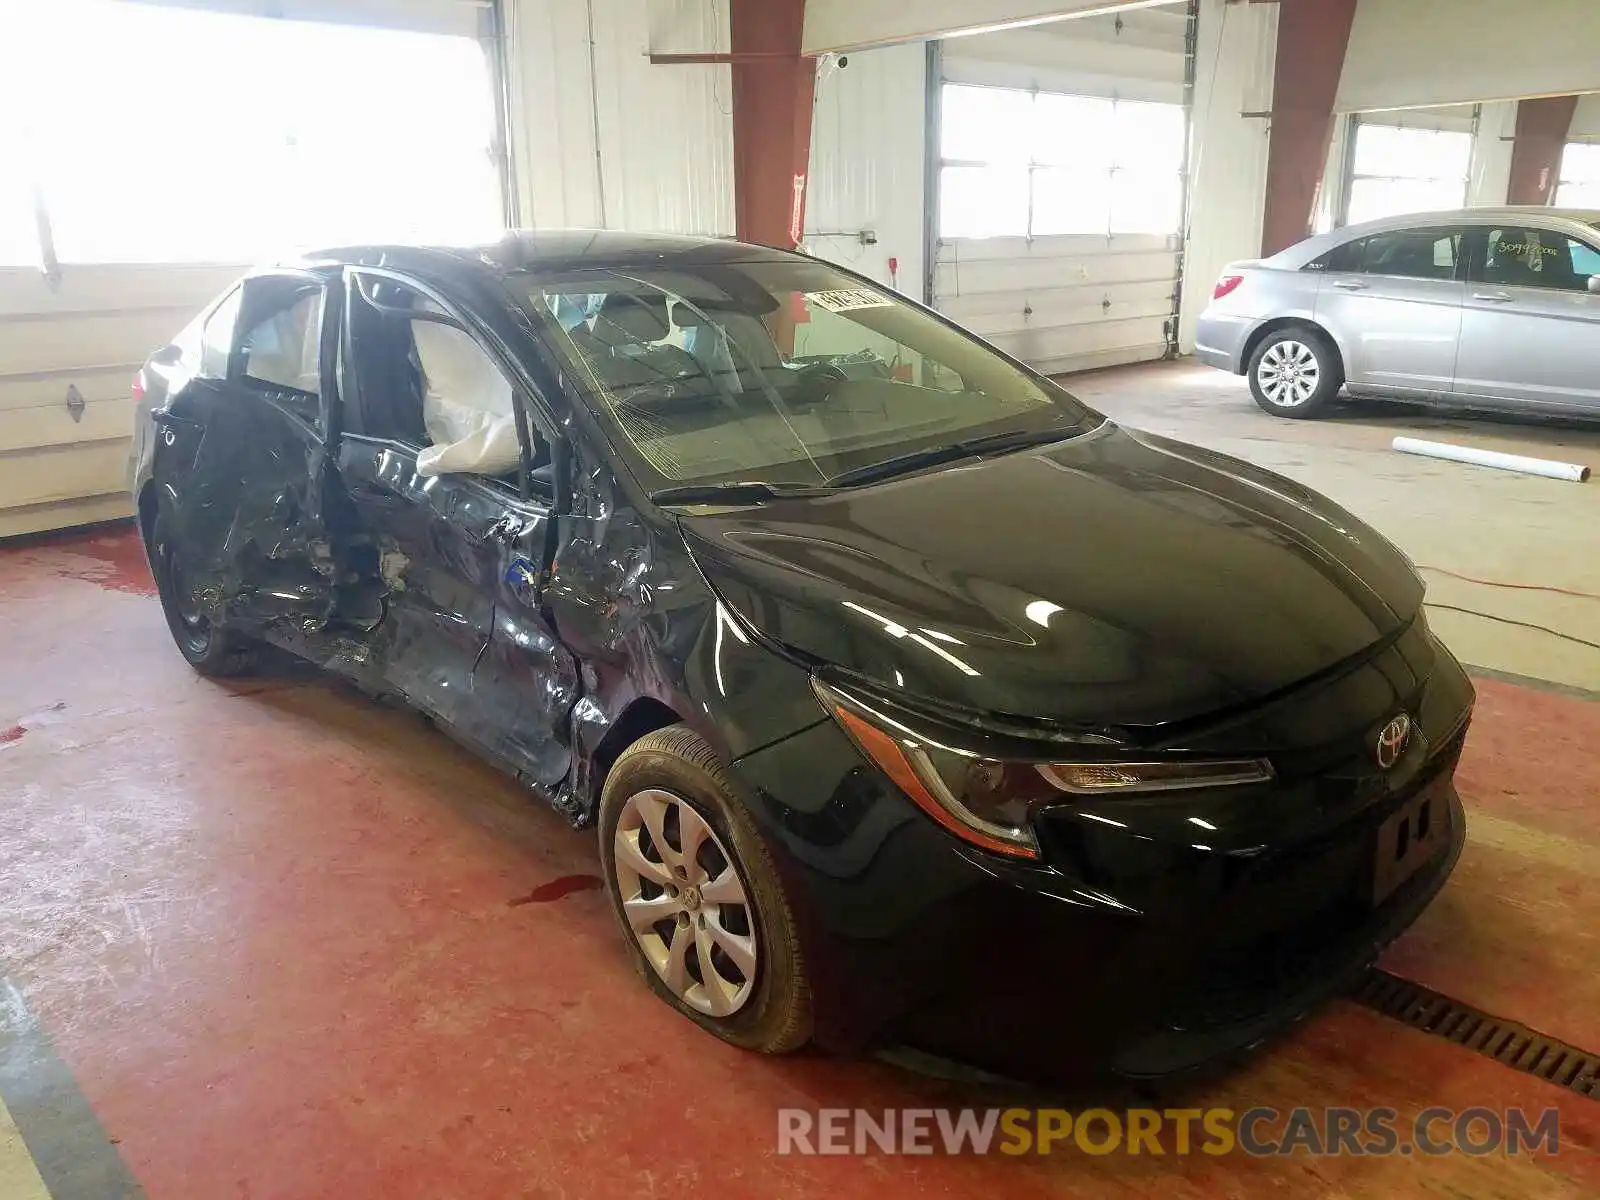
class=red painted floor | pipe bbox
[2,526,1598,1198]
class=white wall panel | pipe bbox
[505,0,733,235]
[1467,102,1517,208]
[803,44,927,295]
[505,0,606,228]
[1177,0,1274,353]
[591,0,734,235]
[1337,0,1600,113]
[803,0,1173,54]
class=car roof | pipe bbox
[1265,207,1600,268]
[292,230,800,279]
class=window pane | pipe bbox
[1352,125,1471,181]
[942,85,1033,164]
[1558,180,1600,208]
[940,166,1029,239]
[9,0,501,264]
[1346,177,1467,224]
[0,29,40,265]
[200,288,242,380]
[1109,171,1183,234]
[1031,169,1111,236]
[1356,229,1459,279]
[527,261,1092,489]
[1033,95,1115,168]
[1568,238,1600,278]
[1482,228,1591,292]
[1111,101,1186,172]
[1560,143,1600,185]
[241,290,323,394]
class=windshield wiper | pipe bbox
[648,481,837,506]
[824,426,1076,488]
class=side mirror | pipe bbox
[1588,275,1600,294]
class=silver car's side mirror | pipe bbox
[1589,275,1600,294]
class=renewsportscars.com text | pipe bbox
[776,1106,1560,1157]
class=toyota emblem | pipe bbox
[1375,713,1411,770]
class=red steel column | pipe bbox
[1506,96,1579,206]
[1261,0,1357,256]
[728,0,816,248]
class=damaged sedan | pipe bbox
[130,232,1473,1081]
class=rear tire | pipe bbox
[148,508,259,677]
[1248,327,1343,418]
[598,725,812,1053]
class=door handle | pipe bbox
[1331,280,1369,291]
[1472,292,1514,303]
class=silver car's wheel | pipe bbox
[613,786,758,1017]
[1247,327,1342,418]
[1255,339,1320,407]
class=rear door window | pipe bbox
[198,286,242,379]
[229,275,328,428]
[239,287,323,394]
[1475,226,1600,292]
[1350,228,1462,280]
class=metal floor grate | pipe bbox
[1351,969,1600,1098]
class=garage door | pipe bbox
[0,0,503,537]
[931,3,1194,375]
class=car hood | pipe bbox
[678,422,1423,733]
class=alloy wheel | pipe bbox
[1256,339,1321,407]
[613,787,759,1017]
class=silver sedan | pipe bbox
[1194,207,1600,419]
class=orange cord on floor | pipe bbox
[1415,564,1600,604]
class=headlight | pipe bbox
[814,681,1274,861]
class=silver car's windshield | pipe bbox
[519,261,1097,490]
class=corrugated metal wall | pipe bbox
[506,0,734,235]
[933,5,1193,375]
[803,43,927,295]
[1177,0,1276,352]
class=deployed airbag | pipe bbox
[412,321,522,477]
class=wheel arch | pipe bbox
[1241,316,1346,382]
[137,481,160,543]
[582,696,688,815]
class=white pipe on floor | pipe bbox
[1392,437,1592,483]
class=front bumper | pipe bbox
[731,629,1473,1083]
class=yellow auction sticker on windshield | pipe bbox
[808,289,893,313]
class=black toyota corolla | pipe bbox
[129,231,1471,1081]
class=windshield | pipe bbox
[517,259,1099,492]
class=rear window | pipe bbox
[1305,228,1460,280]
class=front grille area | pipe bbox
[1158,733,1466,1034]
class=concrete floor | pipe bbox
[2,361,1599,1198]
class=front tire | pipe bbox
[598,725,811,1053]
[1248,327,1342,418]
[148,508,259,677]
